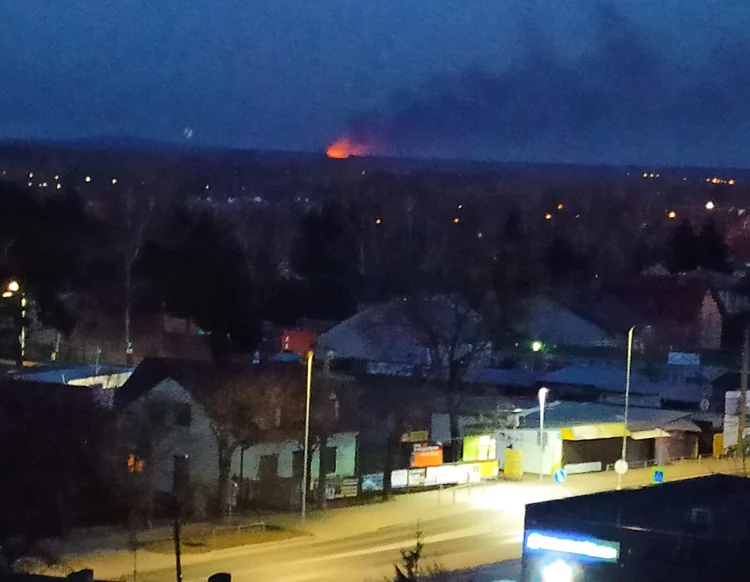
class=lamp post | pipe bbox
[538,387,549,482]
[3,280,25,367]
[617,325,647,490]
[301,350,313,523]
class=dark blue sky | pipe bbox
[1,0,748,165]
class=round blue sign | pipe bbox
[553,468,566,483]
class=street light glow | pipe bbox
[85,176,92,183]
[705,200,715,210]
[531,341,543,352]
[667,210,676,219]
[7,281,20,293]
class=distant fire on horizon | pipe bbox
[326,137,370,159]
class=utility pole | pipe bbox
[739,326,749,475]
[172,455,187,582]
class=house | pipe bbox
[515,294,637,348]
[600,276,724,351]
[316,295,487,368]
[536,360,724,411]
[114,357,359,512]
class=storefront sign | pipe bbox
[411,444,443,468]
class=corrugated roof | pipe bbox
[519,401,695,432]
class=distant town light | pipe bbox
[27,182,32,187]
[705,201,716,211]
[557,203,564,210]
[54,175,59,180]
[205,184,210,190]
[56,183,62,190]
[642,173,648,178]
[545,213,552,220]
[42,182,48,188]
[453,217,460,224]
[729,179,736,185]
[375,218,382,225]
[667,210,677,219]
[457,204,463,209]
[531,341,543,352]
[477,232,483,239]
[85,176,92,183]
[7,281,20,293]
[111,178,118,185]
[28,172,33,178]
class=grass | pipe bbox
[142,524,306,554]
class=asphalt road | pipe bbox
[77,458,741,582]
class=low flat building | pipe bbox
[521,474,750,581]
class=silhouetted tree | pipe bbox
[697,218,730,273]
[0,184,92,351]
[290,202,364,319]
[544,236,587,284]
[668,219,699,273]
[139,208,261,362]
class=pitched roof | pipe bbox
[518,401,697,431]
[114,357,306,411]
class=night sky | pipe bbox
[1,0,749,165]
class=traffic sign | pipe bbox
[652,467,665,484]
[614,459,628,475]
[553,468,566,484]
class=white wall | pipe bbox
[495,428,563,476]
[118,378,219,494]
[234,432,358,480]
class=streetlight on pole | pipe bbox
[301,350,313,523]
[538,386,549,482]
[3,280,25,367]
[617,324,647,490]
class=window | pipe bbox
[322,446,337,474]
[175,403,192,427]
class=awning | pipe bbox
[630,428,670,440]
[561,423,627,441]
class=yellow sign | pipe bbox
[402,430,429,443]
[504,449,523,478]
[713,433,723,459]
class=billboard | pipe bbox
[411,444,443,468]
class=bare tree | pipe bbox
[204,367,301,517]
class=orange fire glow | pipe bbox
[326,137,370,159]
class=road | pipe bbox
[72,458,741,582]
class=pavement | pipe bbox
[57,458,745,582]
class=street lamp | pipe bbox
[617,324,648,489]
[538,386,549,482]
[301,350,313,523]
[3,280,25,366]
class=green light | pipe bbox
[531,341,543,352]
